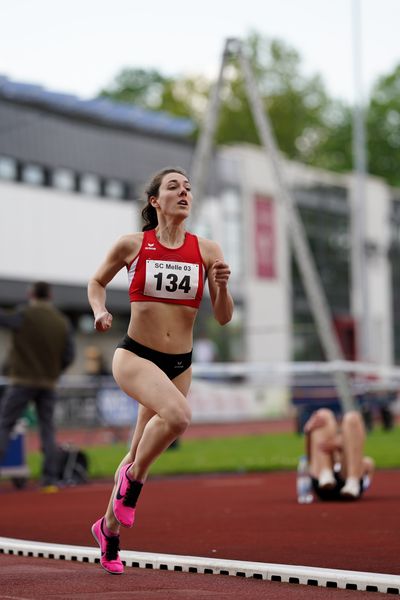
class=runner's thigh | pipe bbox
[112,348,190,418]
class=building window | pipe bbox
[292,184,350,361]
[52,168,76,192]
[0,156,17,180]
[104,178,124,199]
[80,173,101,196]
[21,163,45,186]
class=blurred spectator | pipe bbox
[84,345,110,377]
[304,408,374,501]
[0,281,75,487]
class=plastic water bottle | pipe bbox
[296,455,313,504]
[362,473,371,492]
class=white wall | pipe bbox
[0,181,138,289]
[221,146,292,364]
[348,175,394,364]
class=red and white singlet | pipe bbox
[127,229,206,308]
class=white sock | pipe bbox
[341,477,360,497]
[318,468,335,488]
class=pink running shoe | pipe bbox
[91,517,124,574]
[113,463,143,528]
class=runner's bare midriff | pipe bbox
[127,301,197,353]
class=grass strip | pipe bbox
[25,426,400,480]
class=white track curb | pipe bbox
[1,536,399,594]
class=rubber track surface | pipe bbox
[1,470,399,599]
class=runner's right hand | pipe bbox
[94,311,113,332]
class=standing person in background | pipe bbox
[304,408,375,501]
[0,281,75,489]
[88,167,233,574]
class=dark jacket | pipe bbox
[0,301,75,388]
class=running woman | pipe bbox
[88,167,233,573]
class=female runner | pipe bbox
[88,167,233,573]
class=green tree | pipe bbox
[98,35,400,188]
[97,33,339,162]
[216,33,336,165]
[367,65,400,187]
[307,102,353,173]
[99,68,167,108]
[306,62,400,184]
[99,67,209,126]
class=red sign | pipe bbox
[254,195,276,279]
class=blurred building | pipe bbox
[1,75,399,371]
[204,146,396,366]
[0,76,197,371]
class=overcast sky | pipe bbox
[1,0,399,104]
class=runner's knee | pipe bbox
[164,403,191,435]
[315,408,337,427]
[342,410,363,430]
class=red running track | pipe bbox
[0,470,399,599]
[0,553,387,600]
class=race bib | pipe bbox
[144,260,199,300]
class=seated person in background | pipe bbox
[304,408,374,500]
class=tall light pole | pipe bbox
[351,0,370,363]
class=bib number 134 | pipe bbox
[154,271,191,293]
[144,260,199,300]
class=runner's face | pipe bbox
[153,172,192,219]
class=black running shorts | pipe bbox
[117,335,192,380]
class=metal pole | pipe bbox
[351,0,370,362]
[189,40,231,222]
[235,40,356,412]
